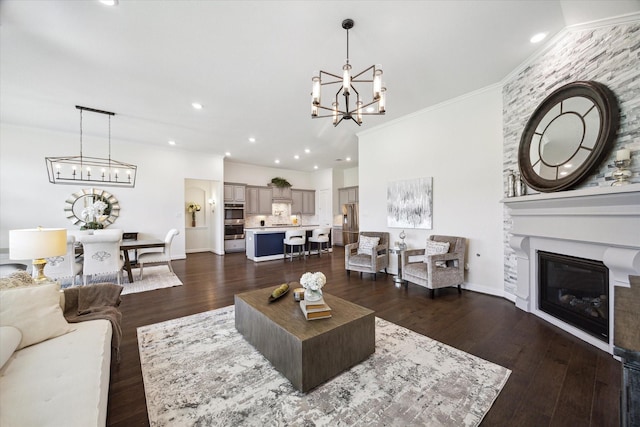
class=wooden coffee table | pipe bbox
[234,287,375,392]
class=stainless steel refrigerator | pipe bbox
[342,203,359,245]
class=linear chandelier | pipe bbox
[311,18,386,126]
[45,105,137,188]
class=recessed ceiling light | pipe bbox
[366,106,374,113]
[225,152,231,157]
[530,32,547,44]
[314,165,318,170]
[99,0,118,5]
[192,102,203,110]
[304,148,311,154]
[294,155,300,160]
[274,159,280,164]
[346,157,351,162]
[248,137,256,143]
[168,140,176,145]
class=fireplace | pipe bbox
[505,184,640,354]
[538,251,609,342]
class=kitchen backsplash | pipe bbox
[245,203,318,228]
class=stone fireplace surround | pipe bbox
[505,184,640,354]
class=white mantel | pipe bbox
[504,184,640,353]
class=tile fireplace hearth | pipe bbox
[504,184,640,354]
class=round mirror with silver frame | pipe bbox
[518,81,619,193]
[64,188,120,228]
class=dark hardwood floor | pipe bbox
[107,249,621,426]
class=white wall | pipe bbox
[0,124,224,259]
[357,85,505,296]
[224,162,315,189]
[342,167,359,187]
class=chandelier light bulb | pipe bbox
[342,63,352,95]
[373,67,383,99]
[378,86,387,113]
[356,101,363,124]
[311,75,321,105]
[332,102,339,125]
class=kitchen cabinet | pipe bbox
[271,186,292,201]
[246,186,272,215]
[255,232,286,257]
[224,183,245,203]
[338,186,358,209]
[291,189,316,215]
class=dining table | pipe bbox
[120,239,164,283]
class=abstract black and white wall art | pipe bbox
[387,177,433,229]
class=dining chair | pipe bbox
[137,229,180,280]
[77,234,124,285]
[92,228,124,239]
[44,234,83,285]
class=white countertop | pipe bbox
[245,225,321,233]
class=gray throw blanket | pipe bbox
[63,283,124,362]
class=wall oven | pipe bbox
[224,221,245,240]
[224,203,245,221]
[223,203,245,252]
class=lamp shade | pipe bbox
[9,228,67,260]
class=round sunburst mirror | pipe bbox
[64,188,120,229]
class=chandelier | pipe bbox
[45,106,137,188]
[311,19,386,126]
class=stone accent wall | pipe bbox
[502,21,640,295]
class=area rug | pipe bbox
[60,265,183,295]
[138,306,511,426]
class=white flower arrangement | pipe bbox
[81,200,109,223]
[300,272,326,291]
[186,202,202,213]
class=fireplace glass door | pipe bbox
[538,251,609,341]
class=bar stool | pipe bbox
[308,228,330,257]
[283,230,306,261]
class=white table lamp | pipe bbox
[9,227,67,283]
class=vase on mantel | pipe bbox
[191,212,196,227]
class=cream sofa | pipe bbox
[0,274,113,427]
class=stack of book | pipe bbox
[299,298,332,320]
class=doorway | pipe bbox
[184,179,224,255]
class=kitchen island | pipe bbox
[245,225,331,262]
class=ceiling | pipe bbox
[1,1,638,172]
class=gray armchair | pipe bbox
[345,231,389,280]
[401,235,466,298]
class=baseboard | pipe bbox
[185,248,210,254]
[503,291,517,303]
[462,282,505,298]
